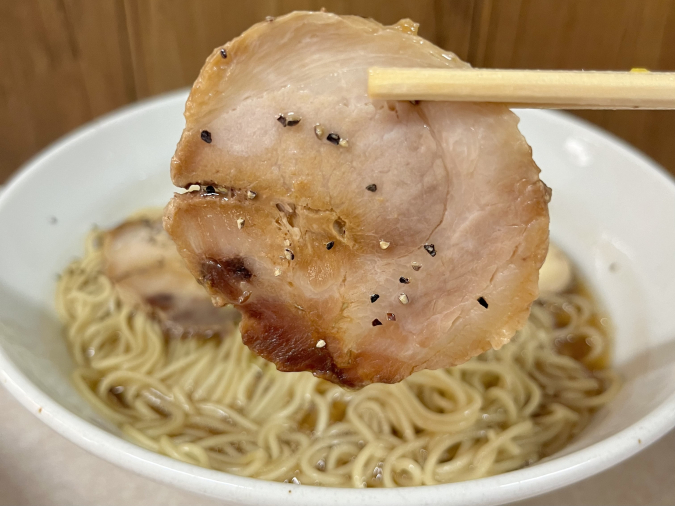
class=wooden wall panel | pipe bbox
[123,0,438,98]
[466,0,675,173]
[123,0,275,98]
[63,0,136,116]
[436,0,476,61]
[0,0,134,182]
[1,0,674,183]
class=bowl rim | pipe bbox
[2,89,675,506]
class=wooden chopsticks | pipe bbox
[368,68,675,109]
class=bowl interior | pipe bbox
[1,91,675,506]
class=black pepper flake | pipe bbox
[370,294,380,303]
[201,130,212,143]
[326,241,335,250]
[372,318,383,326]
[326,133,340,145]
[286,117,301,127]
[277,115,287,127]
[478,297,488,309]
[399,276,410,284]
[365,184,377,192]
[204,185,217,195]
[423,244,436,257]
[386,313,396,321]
[220,48,227,59]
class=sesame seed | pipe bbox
[326,241,335,250]
[423,244,436,257]
[284,248,294,261]
[237,218,245,229]
[411,262,422,271]
[284,239,291,246]
[274,267,282,276]
[220,48,227,59]
[314,124,324,139]
[379,240,390,250]
[399,276,410,284]
[370,294,379,303]
[326,133,340,145]
[247,190,257,200]
[278,113,301,127]
[201,130,212,143]
[266,16,275,22]
[372,319,383,326]
[365,184,377,192]
[386,313,396,321]
[285,113,301,126]
[338,138,348,147]
[204,185,217,195]
[478,297,488,309]
[316,339,326,348]
[398,293,409,305]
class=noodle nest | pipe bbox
[56,231,619,487]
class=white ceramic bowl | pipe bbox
[1,90,675,506]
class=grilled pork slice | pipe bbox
[103,216,239,338]
[164,11,551,387]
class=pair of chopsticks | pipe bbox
[368,68,675,109]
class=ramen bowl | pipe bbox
[1,90,674,506]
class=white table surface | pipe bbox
[1,386,674,506]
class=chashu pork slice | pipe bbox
[164,11,551,387]
[103,215,239,338]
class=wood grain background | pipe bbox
[1,0,674,183]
